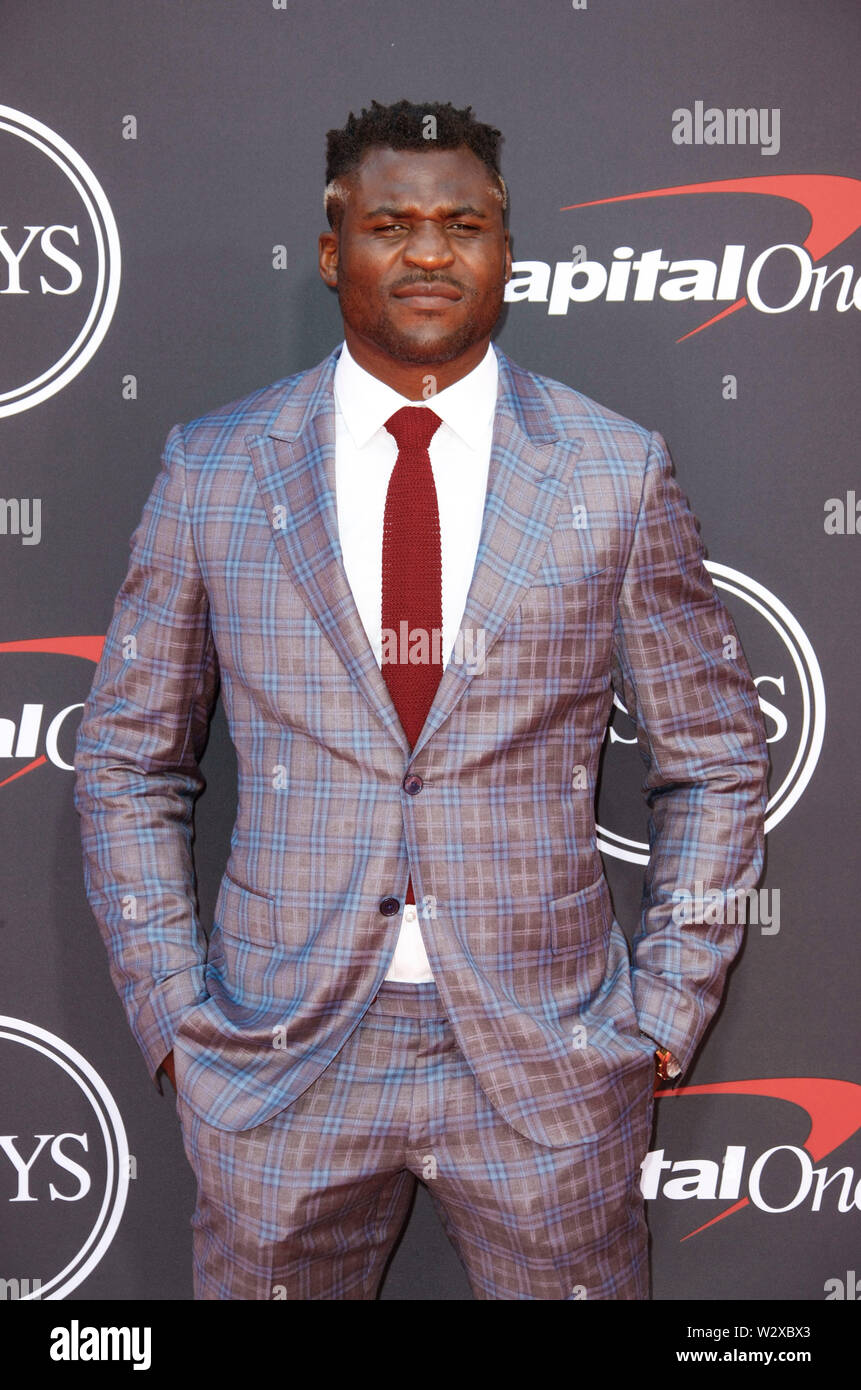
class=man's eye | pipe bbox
[372,222,480,233]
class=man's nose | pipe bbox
[403,222,456,268]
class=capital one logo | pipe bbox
[0,637,103,790]
[0,1017,129,1299]
[506,174,861,341]
[0,106,121,416]
[645,1077,861,1240]
[598,565,824,864]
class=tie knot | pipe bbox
[384,405,442,452]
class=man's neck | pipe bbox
[342,331,492,400]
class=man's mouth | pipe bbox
[391,282,463,301]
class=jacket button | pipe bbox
[403,773,423,795]
[379,897,400,916]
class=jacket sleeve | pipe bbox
[610,431,769,1074]
[74,424,219,1090]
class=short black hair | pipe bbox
[324,98,507,229]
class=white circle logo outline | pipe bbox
[0,1016,129,1299]
[597,562,826,865]
[0,106,121,416]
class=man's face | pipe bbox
[319,144,511,368]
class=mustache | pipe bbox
[390,274,469,293]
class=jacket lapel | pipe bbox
[410,356,583,760]
[245,350,409,752]
[245,346,583,758]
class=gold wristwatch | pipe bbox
[654,1046,681,1081]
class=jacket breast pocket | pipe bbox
[548,873,613,956]
[529,560,611,589]
[514,564,614,628]
[214,870,276,946]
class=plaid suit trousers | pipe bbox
[175,979,655,1300]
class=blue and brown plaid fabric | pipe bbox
[177,979,653,1300]
[75,345,769,1159]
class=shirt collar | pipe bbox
[333,338,498,451]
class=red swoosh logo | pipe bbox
[0,636,104,786]
[0,635,105,662]
[561,175,861,340]
[0,755,47,790]
[655,1076,861,1238]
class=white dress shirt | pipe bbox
[333,339,499,982]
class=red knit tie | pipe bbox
[382,405,443,907]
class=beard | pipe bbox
[337,281,505,365]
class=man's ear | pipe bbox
[318,231,338,287]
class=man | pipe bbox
[74,99,769,1300]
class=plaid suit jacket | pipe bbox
[74,345,769,1148]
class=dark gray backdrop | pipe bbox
[1,0,859,1301]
